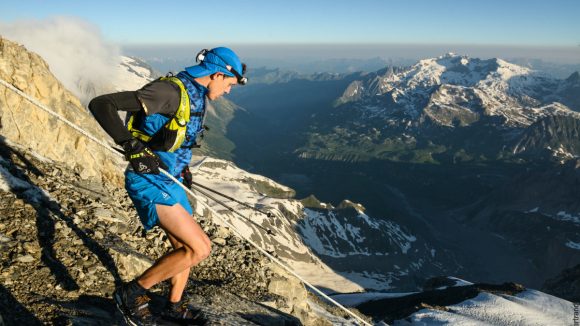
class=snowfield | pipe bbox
[395,290,574,326]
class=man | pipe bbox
[89,47,247,325]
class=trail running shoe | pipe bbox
[114,282,159,326]
[160,300,206,325]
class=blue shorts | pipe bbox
[125,171,193,231]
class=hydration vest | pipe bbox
[126,74,206,152]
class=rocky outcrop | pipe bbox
[557,71,580,111]
[513,114,580,159]
[0,36,124,185]
[300,195,333,210]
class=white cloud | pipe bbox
[0,16,120,105]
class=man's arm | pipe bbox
[88,80,180,145]
[88,91,141,145]
[88,81,181,174]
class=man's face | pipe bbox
[207,73,238,100]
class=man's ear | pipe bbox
[210,72,223,80]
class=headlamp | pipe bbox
[196,49,248,85]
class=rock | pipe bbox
[0,233,10,243]
[212,237,227,246]
[22,242,39,254]
[109,247,153,281]
[214,226,231,238]
[267,264,329,325]
[93,231,104,240]
[15,254,34,263]
[173,285,303,326]
[93,208,112,219]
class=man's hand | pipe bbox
[181,166,193,188]
[121,138,166,174]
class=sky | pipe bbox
[0,0,578,86]
[1,0,579,46]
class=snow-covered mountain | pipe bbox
[113,56,158,91]
[337,53,580,128]
[76,55,157,104]
[288,54,580,163]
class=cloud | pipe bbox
[0,16,120,105]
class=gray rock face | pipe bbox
[513,115,580,158]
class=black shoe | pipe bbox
[160,301,206,325]
[114,282,159,326]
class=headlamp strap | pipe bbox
[194,48,248,85]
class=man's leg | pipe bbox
[164,221,213,303]
[137,203,211,290]
[165,233,190,303]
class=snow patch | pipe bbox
[565,240,580,250]
[554,211,580,225]
[0,165,51,203]
[0,165,31,192]
[526,207,540,213]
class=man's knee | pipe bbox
[196,240,212,261]
[183,241,211,266]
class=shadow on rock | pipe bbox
[0,138,122,290]
[42,294,121,325]
[146,283,303,326]
[0,284,42,325]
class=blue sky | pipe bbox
[1,0,579,46]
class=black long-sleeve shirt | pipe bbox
[88,80,181,144]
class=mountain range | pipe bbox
[295,53,580,163]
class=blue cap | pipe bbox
[185,47,243,78]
